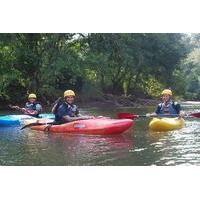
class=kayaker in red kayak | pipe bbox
[146,89,184,118]
[10,93,42,118]
[53,90,94,124]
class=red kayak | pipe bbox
[30,118,133,135]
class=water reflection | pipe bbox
[150,120,200,165]
[25,131,135,166]
[1,104,200,165]
[0,127,27,165]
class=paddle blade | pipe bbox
[190,112,200,118]
[117,112,138,119]
[20,122,44,130]
[21,118,54,130]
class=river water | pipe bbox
[0,103,200,166]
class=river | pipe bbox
[0,102,200,166]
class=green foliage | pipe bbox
[144,78,164,97]
[86,33,187,95]
[0,33,196,106]
[179,47,200,99]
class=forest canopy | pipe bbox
[0,33,199,105]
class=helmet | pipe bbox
[161,89,172,96]
[64,90,76,97]
[28,93,37,99]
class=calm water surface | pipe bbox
[0,104,200,166]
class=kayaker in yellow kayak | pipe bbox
[146,89,184,118]
[53,90,94,124]
[10,93,42,118]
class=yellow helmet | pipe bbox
[28,93,37,99]
[64,90,76,97]
[161,89,172,96]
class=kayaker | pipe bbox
[146,89,184,118]
[53,90,94,124]
[11,93,42,118]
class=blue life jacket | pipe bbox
[25,101,42,118]
[55,102,79,124]
[157,101,179,117]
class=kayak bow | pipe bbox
[149,117,185,132]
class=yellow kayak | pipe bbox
[149,117,185,132]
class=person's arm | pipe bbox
[146,112,157,117]
[175,103,185,117]
[62,115,94,122]
[175,103,181,114]
[58,104,95,122]
[23,104,42,115]
[146,105,160,117]
[9,105,33,114]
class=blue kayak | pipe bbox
[0,114,55,127]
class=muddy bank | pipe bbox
[3,94,198,111]
[78,94,160,108]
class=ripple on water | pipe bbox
[151,119,200,165]
[1,106,200,166]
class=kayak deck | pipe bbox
[0,114,55,127]
[30,118,134,135]
[149,117,185,132]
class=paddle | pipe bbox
[117,112,146,119]
[9,104,36,115]
[21,121,53,130]
[117,112,200,119]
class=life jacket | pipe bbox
[25,101,42,117]
[55,102,79,123]
[65,103,79,117]
[158,101,178,117]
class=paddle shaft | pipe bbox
[9,104,38,115]
[118,111,200,120]
[9,104,23,111]
[117,112,181,119]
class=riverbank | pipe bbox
[0,94,160,111]
[78,94,160,108]
[2,94,199,111]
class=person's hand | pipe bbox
[146,113,152,117]
[86,116,95,119]
[82,115,95,120]
[21,108,26,112]
[146,113,157,117]
[23,109,36,115]
[81,116,89,120]
[96,116,111,119]
[179,112,185,118]
[13,106,20,110]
